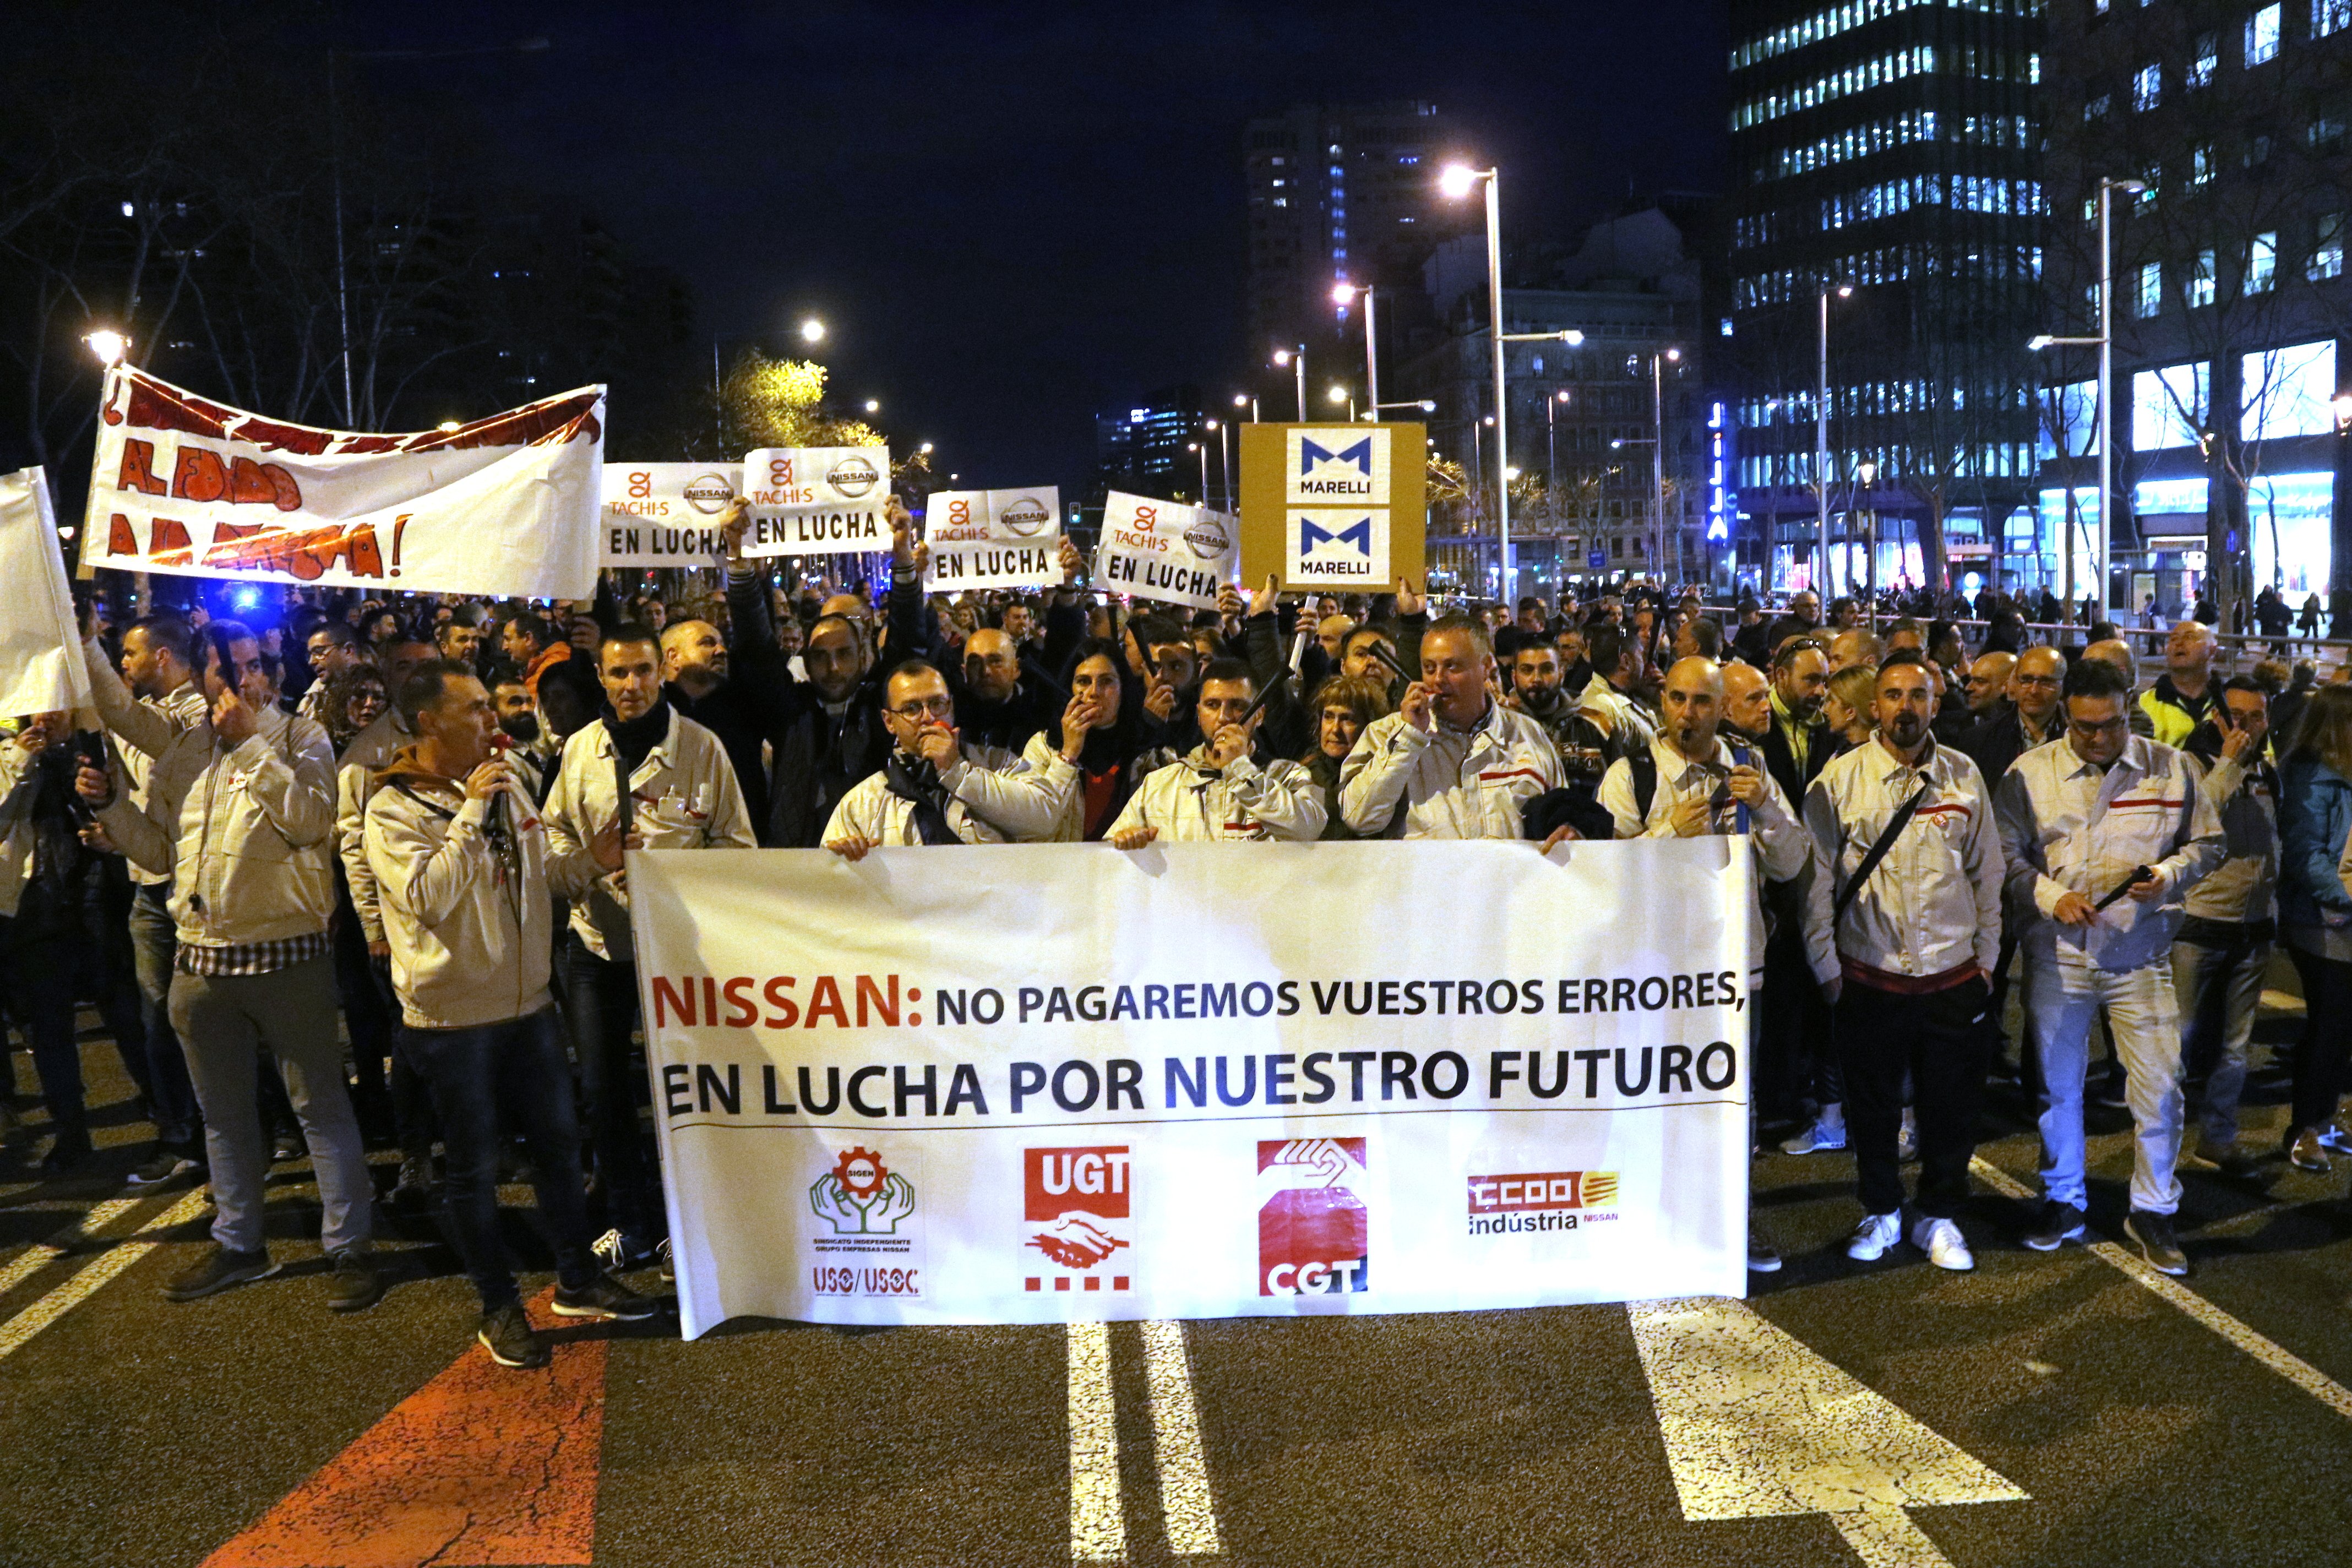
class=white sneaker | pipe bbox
[1896,1108,1919,1162]
[1910,1216,1974,1271]
[1846,1211,1903,1261]
[1783,1117,1848,1155]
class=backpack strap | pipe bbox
[1832,779,1930,925]
[1628,747,1658,826]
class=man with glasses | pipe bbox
[295,622,370,725]
[1962,646,2066,785]
[821,662,1063,854]
[1995,658,2223,1275]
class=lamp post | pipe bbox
[1233,392,1257,424]
[1368,399,1437,422]
[1649,347,1683,584]
[1817,284,1853,598]
[1857,457,1880,605]
[1440,162,1515,605]
[1547,389,1569,507]
[1272,346,1306,421]
[2027,175,2147,623]
[1212,417,1232,511]
[1332,282,1382,416]
[1189,440,1209,506]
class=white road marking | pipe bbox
[1140,1319,1222,1558]
[1970,1155,2352,1419]
[1829,1502,1962,1567]
[1066,1320,1126,1564]
[1628,1297,2023,1566]
[0,1197,141,1297]
[0,1189,209,1364]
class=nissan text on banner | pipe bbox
[630,839,1752,1335]
[921,487,1064,592]
[82,367,605,600]
[601,463,742,568]
[0,467,92,718]
[1095,491,1237,611]
[741,445,891,558]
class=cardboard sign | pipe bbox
[924,488,1061,544]
[1094,492,1237,610]
[600,463,742,566]
[741,445,891,557]
[1239,423,1424,593]
[924,538,1065,591]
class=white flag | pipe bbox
[0,468,92,718]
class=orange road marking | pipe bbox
[201,1292,604,1567]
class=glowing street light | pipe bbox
[863,398,879,413]
[85,329,128,366]
[435,420,461,432]
[918,441,934,454]
[1441,161,1515,601]
[1272,345,1306,418]
[1234,391,1259,423]
[798,318,826,344]
[1333,280,1387,416]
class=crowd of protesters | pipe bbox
[6,486,2350,1369]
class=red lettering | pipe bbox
[651,976,695,1027]
[149,517,191,556]
[115,438,167,497]
[762,976,799,1028]
[171,445,229,503]
[803,975,848,1029]
[108,513,137,555]
[722,976,758,1028]
[854,973,900,1028]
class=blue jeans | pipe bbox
[129,884,202,1149]
[556,932,665,1242]
[2028,957,2184,1215]
[401,1006,598,1310]
[2171,928,2269,1147]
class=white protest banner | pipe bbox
[630,839,1751,1336]
[601,463,741,567]
[741,446,891,557]
[81,367,603,600]
[921,487,1065,592]
[0,469,91,718]
[1094,490,1237,610]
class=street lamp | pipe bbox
[1648,347,1683,582]
[1210,417,1233,511]
[435,419,461,433]
[1440,161,1515,604]
[2026,175,2147,622]
[84,329,128,366]
[799,318,826,345]
[863,398,879,413]
[1547,389,1570,522]
[1856,458,1880,603]
[1234,392,1259,424]
[1189,440,1208,505]
[1333,281,1384,416]
[1816,284,1855,597]
[918,441,934,455]
[1272,345,1306,420]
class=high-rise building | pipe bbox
[1245,102,1465,373]
[2035,0,2352,623]
[1724,0,2045,598]
[1093,386,1207,507]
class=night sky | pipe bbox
[350,1,1727,489]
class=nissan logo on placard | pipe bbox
[1183,514,1231,560]
[682,473,736,514]
[827,455,881,499]
[998,496,1051,537]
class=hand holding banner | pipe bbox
[0,468,91,719]
[1094,491,1237,610]
[921,488,1065,592]
[81,367,605,600]
[741,446,892,558]
[601,464,742,567]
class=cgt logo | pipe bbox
[1025,1145,1132,1294]
[1258,1137,1369,1297]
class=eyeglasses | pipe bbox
[2067,715,2128,736]
[2012,674,2060,689]
[889,696,955,720]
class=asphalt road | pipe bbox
[5,986,2352,1568]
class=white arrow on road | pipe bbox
[1628,1297,2027,1566]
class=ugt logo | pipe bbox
[1023,1146,1133,1293]
[1299,516,1374,558]
[809,1146,916,1235]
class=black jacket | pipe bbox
[1758,711,1830,808]
[722,565,925,847]
[1958,704,2057,786]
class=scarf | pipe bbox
[604,698,671,774]
[883,750,962,846]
